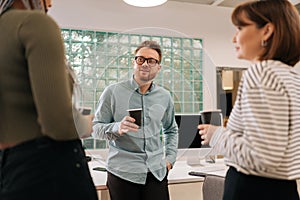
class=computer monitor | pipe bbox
[175,111,223,165]
[175,114,209,165]
[175,114,203,149]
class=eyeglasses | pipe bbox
[134,56,159,67]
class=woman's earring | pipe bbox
[261,40,268,47]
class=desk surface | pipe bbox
[86,150,300,200]
[87,149,227,188]
[168,159,227,184]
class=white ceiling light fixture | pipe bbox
[123,0,168,7]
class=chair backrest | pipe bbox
[202,175,225,200]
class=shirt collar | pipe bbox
[129,75,156,94]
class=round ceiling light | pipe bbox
[123,0,167,7]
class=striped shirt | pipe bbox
[211,60,300,180]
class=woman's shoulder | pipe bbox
[244,60,290,89]
[25,10,58,26]
[7,9,52,19]
[6,9,59,29]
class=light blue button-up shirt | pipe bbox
[92,77,178,184]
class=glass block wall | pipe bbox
[61,29,203,149]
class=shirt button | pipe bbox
[76,163,81,168]
[73,148,78,153]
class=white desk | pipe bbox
[86,149,227,200]
[167,159,226,200]
[86,150,300,200]
[89,160,210,200]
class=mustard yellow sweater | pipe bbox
[0,9,84,144]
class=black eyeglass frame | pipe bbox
[134,56,160,67]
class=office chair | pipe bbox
[202,175,225,200]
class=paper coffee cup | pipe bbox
[200,110,223,126]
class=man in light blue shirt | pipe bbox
[92,40,178,200]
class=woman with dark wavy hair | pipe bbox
[198,1,300,199]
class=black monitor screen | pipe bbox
[175,114,203,149]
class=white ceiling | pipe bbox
[169,0,250,7]
[169,0,300,12]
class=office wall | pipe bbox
[49,0,249,110]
